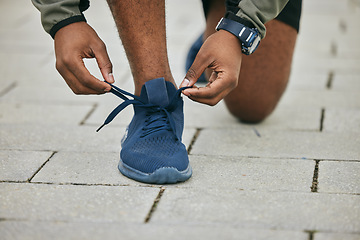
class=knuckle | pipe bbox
[94,40,106,51]
[186,67,197,79]
[60,54,73,67]
[55,61,63,72]
[207,99,218,106]
[72,88,82,95]
[101,61,112,70]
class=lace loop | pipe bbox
[97,82,190,140]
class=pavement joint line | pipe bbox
[144,187,165,223]
[191,154,360,162]
[326,71,333,89]
[304,230,317,240]
[187,128,202,154]
[189,153,318,161]
[330,41,338,57]
[79,102,98,125]
[310,160,320,193]
[339,18,347,33]
[1,181,359,196]
[27,151,58,183]
[0,81,17,98]
[319,108,325,132]
[0,181,159,189]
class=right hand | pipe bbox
[54,21,114,94]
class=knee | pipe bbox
[226,102,276,124]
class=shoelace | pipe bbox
[96,83,190,141]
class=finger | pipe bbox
[65,55,112,93]
[180,50,212,88]
[184,74,235,106]
[92,42,115,84]
[57,66,104,95]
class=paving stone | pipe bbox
[0,102,93,124]
[152,188,360,232]
[0,183,158,222]
[0,53,50,86]
[85,101,135,126]
[314,232,360,240]
[286,72,328,91]
[0,81,15,98]
[0,124,124,152]
[332,74,360,91]
[1,0,359,238]
[292,57,360,74]
[302,0,350,15]
[318,161,360,194]
[0,150,53,182]
[191,129,360,160]
[30,151,149,186]
[0,124,195,153]
[172,155,314,192]
[279,90,360,108]
[184,99,320,131]
[0,221,308,240]
[323,108,360,132]
[0,85,99,104]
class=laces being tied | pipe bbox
[96,81,190,140]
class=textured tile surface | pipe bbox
[0,221,308,240]
[1,0,359,238]
[0,150,53,181]
[152,188,360,232]
[191,129,360,160]
[318,161,360,194]
[323,108,360,132]
[173,155,315,192]
[0,183,159,222]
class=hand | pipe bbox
[180,30,242,106]
[54,22,114,94]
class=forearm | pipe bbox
[31,0,89,38]
[225,0,289,38]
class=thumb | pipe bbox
[180,53,209,88]
[94,44,115,84]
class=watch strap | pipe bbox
[216,17,260,55]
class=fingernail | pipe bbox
[180,78,190,87]
[105,85,112,92]
[108,73,115,83]
[182,89,191,97]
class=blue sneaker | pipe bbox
[97,78,192,184]
[185,34,207,83]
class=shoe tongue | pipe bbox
[143,77,169,107]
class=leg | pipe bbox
[224,20,297,123]
[102,0,191,184]
[106,0,174,96]
[203,0,298,123]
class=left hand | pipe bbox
[180,30,243,106]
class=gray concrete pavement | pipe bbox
[1,0,359,239]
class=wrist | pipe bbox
[50,15,87,39]
[216,17,260,55]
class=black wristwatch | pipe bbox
[216,17,261,55]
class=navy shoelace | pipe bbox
[96,83,190,141]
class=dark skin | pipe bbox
[182,0,298,122]
[54,21,114,94]
[53,0,242,103]
[53,0,297,123]
[180,30,242,107]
